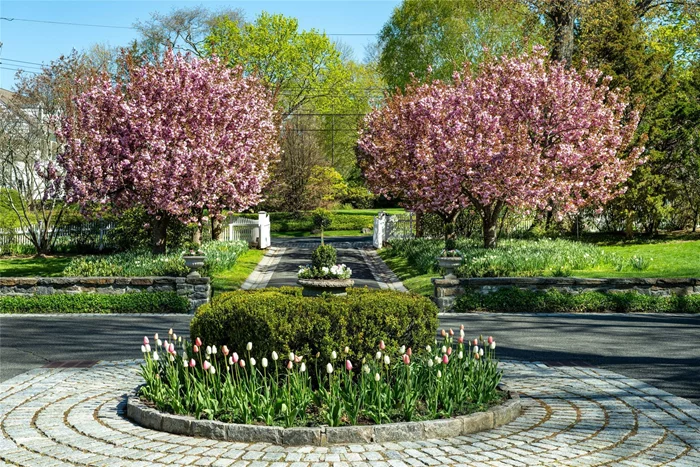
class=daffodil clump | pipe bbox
[139,326,503,427]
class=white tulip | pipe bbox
[479,349,484,357]
[250,357,256,366]
[145,344,151,352]
[459,329,465,338]
[156,339,162,347]
[473,346,479,354]
[384,355,390,365]
[331,350,337,360]
[206,346,212,355]
[458,351,464,360]
[426,345,432,352]
[272,351,279,361]
[300,362,306,373]
[229,356,234,365]
[490,342,496,350]
[262,358,268,368]
[363,364,370,374]
[141,345,146,353]
[212,345,217,355]
[376,351,382,360]
[427,359,434,368]
[326,363,334,374]
[437,370,442,378]
[399,345,405,354]
[209,366,216,375]
[173,333,177,341]
[441,346,447,354]
[374,373,381,382]
[289,352,295,361]
[246,342,253,351]
[153,351,159,361]
[169,355,175,362]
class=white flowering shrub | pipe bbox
[297,263,352,280]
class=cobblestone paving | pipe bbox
[1,360,699,466]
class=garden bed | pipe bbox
[126,385,520,445]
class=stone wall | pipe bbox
[0,276,210,313]
[432,277,700,311]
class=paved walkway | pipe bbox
[1,360,699,466]
[242,237,405,291]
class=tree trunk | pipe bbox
[416,211,424,238]
[211,218,223,241]
[192,227,202,246]
[481,203,504,249]
[625,213,634,239]
[442,211,460,251]
[548,0,576,66]
[151,214,169,254]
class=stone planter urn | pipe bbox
[438,257,462,279]
[297,278,354,297]
[183,255,206,277]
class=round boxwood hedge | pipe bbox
[190,287,438,362]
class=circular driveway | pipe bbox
[1,360,699,466]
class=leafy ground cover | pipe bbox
[378,252,434,296]
[210,248,265,296]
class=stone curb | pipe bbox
[126,385,521,446]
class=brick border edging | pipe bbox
[126,385,521,446]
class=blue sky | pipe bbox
[0,0,400,89]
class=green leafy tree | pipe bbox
[205,12,351,117]
[377,0,544,90]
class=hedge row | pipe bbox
[242,212,374,233]
[190,287,439,362]
[0,292,189,314]
[454,287,700,314]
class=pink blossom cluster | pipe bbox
[58,51,280,224]
[357,47,645,219]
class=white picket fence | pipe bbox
[221,212,271,249]
[373,211,415,248]
[0,221,115,248]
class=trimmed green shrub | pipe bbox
[0,292,189,314]
[453,287,700,314]
[190,288,439,363]
[311,244,337,269]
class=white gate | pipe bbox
[373,211,415,248]
[222,212,271,249]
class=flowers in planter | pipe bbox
[297,264,352,280]
[138,326,502,428]
[440,248,462,258]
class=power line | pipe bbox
[1,58,45,67]
[0,66,38,74]
[0,16,381,36]
[0,16,134,30]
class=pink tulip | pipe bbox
[449,329,454,336]
[440,329,446,337]
[345,360,353,371]
[168,343,175,354]
[458,336,464,344]
[203,361,211,371]
[294,355,303,363]
[379,340,385,350]
[143,336,149,345]
[488,336,494,344]
[189,359,196,368]
[222,345,229,356]
[447,347,452,356]
[442,355,449,365]
[195,337,202,347]
[239,359,245,368]
[473,338,479,346]
[407,347,412,356]
[475,353,480,360]
[403,354,410,365]
[232,352,239,363]
[460,324,464,331]
[193,345,199,353]
[287,361,293,370]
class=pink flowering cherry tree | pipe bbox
[58,51,280,253]
[357,47,645,248]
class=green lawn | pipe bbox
[378,250,436,296]
[272,229,371,238]
[575,240,700,278]
[0,256,73,277]
[211,248,265,296]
